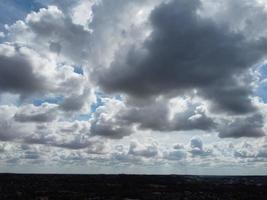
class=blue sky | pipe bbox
[0,0,45,31]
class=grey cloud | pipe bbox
[90,100,134,139]
[232,142,267,162]
[60,123,79,133]
[164,143,187,161]
[190,137,203,150]
[111,152,143,165]
[110,142,159,165]
[23,150,40,160]
[59,89,91,112]
[171,107,216,131]
[98,0,267,115]
[14,110,56,123]
[121,100,170,131]
[90,97,216,139]
[173,143,184,150]
[257,148,267,158]
[50,0,79,12]
[49,41,61,54]
[0,121,22,141]
[0,45,46,96]
[56,139,104,151]
[128,142,158,158]
[90,119,132,139]
[190,137,212,156]
[25,6,92,63]
[23,132,55,146]
[122,97,216,132]
[219,114,265,138]
[24,132,104,152]
[164,150,186,161]
[122,101,216,132]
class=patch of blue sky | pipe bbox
[32,96,64,106]
[73,93,110,121]
[115,94,123,101]
[92,92,123,112]
[0,93,20,106]
[0,0,44,31]
[256,84,267,102]
[91,95,104,113]
[255,63,267,102]
[75,114,91,121]
[73,66,84,75]
[260,63,267,76]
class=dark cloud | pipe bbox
[59,89,91,112]
[98,0,267,115]
[49,41,61,54]
[14,111,55,123]
[121,99,216,132]
[90,98,216,139]
[56,139,104,151]
[0,121,21,141]
[0,44,46,96]
[219,114,265,138]
[89,99,134,139]
[24,132,105,152]
[90,118,132,139]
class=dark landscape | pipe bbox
[0,174,266,200]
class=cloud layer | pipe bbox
[0,0,267,174]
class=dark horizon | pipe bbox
[1,173,267,199]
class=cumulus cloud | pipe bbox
[128,141,158,158]
[164,144,187,161]
[189,137,212,156]
[14,104,57,123]
[89,96,217,139]
[219,114,265,138]
[6,6,92,64]
[98,0,267,116]
[0,44,48,96]
[90,98,133,139]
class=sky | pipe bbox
[0,0,267,175]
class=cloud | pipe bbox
[22,120,99,150]
[219,114,265,138]
[190,137,203,150]
[90,96,216,139]
[0,105,35,141]
[190,137,212,156]
[59,88,94,113]
[6,6,92,64]
[14,104,57,123]
[164,144,187,161]
[122,96,216,132]
[128,141,158,158]
[90,98,133,139]
[98,0,267,115]
[0,44,47,96]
